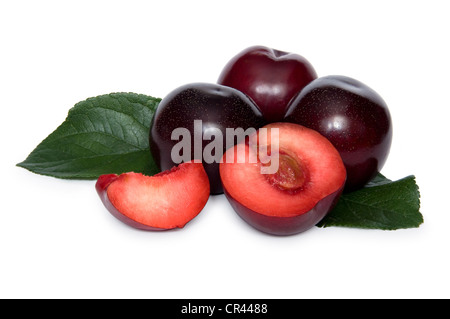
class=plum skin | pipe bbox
[223,186,343,236]
[284,75,393,191]
[218,45,317,123]
[149,82,265,194]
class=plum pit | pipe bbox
[263,151,306,192]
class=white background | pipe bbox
[1,0,449,299]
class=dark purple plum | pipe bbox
[284,75,392,191]
[218,45,317,123]
[150,82,265,194]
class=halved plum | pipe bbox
[219,122,346,235]
[96,161,210,230]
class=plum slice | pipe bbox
[96,161,210,230]
[219,122,346,235]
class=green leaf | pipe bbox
[317,174,423,230]
[17,93,161,179]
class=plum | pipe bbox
[220,122,346,235]
[284,75,393,191]
[149,82,265,194]
[218,45,317,122]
